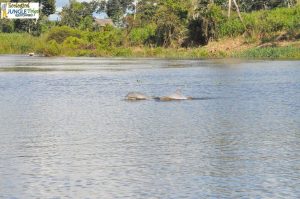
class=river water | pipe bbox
[0,55,299,198]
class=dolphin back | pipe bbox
[126,92,149,100]
[159,89,190,101]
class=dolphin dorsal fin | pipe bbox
[175,88,182,95]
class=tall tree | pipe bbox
[187,0,223,45]
[60,0,96,29]
[41,0,55,17]
[134,0,158,24]
[106,0,134,25]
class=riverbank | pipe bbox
[1,4,299,59]
[0,33,299,59]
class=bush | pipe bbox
[0,19,14,33]
[47,26,82,43]
[111,48,133,57]
[237,46,300,59]
[218,6,300,39]
[40,19,57,33]
[62,36,88,49]
[88,26,123,48]
[129,24,156,46]
[186,4,224,46]
[37,40,61,56]
[218,17,245,37]
[0,33,39,54]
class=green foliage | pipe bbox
[129,24,156,46]
[0,19,14,33]
[106,0,134,25]
[39,18,57,33]
[154,6,186,47]
[38,40,61,56]
[160,0,190,20]
[218,17,245,37]
[136,0,159,25]
[92,26,123,48]
[41,0,56,16]
[62,36,87,49]
[13,19,41,35]
[78,16,94,31]
[131,47,210,58]
[218,6,300,38]
[111,47,133,56]
[0,33,40,54]
[60,0,97,29]
[187,3,224,46]
[0,1,299,59]
[237,46,300,59]
[46,26,82,43]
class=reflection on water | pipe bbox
[0,56,299,198]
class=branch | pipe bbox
[228,0,232,18]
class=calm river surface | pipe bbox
[0,55,299,198]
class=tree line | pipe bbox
[1,0,299,47]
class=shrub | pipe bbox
[89,26,123,48]
[0,19,14,33]
[218,6,300,39]
[112,48,133,57]
[37,40,61,56]
[218,17,245,37]
[46,26,82,43]
[0,33,39,54]
[237,46,300,59]
[129,24,156,46]
[62,36,88,49]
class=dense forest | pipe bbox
[0,0,299,58]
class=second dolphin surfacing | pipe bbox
[157,89,192,101]
[126,90,192,101]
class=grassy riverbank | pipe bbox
[1,32,299,59]
[0,6,299,59]
[0,33,41,54]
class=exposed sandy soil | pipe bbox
[205,36,300,54]
[205,37,257,53]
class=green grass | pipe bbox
[1,6,300,60]
[0,34,299,60]
[129,47,210,59]
[0,33,42,54]
[235,46,300,59]
[218,6,300,39]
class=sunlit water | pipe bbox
[0,55,299,198]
